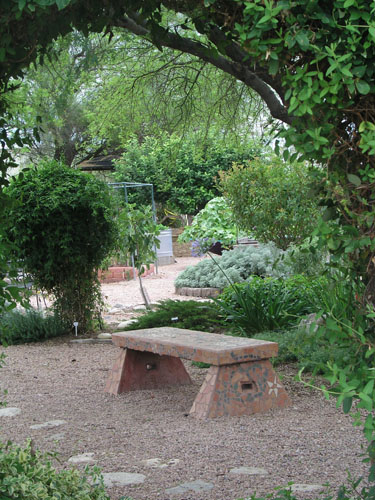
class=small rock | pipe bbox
[229,466,268,475]
[117,319,138,329]
[141,458,180,468]
[97,332,112,339]
[133,305,146,311]
[102,472,146,487]
[68,452,95,463]
[166,480,214,495]
[290,484,324,493]
[30,419,66,430]
[0,407,21,417]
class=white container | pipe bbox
[156,229,174,265]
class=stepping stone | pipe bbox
[141,458,180,469]
[0,407,21,417]
[68,452,95,464]
[229,466,268,475]
[290,484,324,493]
[166,480,214,495]
[97,332,112,339]
[30,419,66,430]
[46,433,65,441]
[102,472,146,487]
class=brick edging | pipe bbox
[98,265,155,284]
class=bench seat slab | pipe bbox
[190,360,291,419]
[111,327,277,365]
[105,348,192,394]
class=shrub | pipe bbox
[253,328,357,372]
[120,299,227,333]
[216,275,325,335]
[220,158,320,250]
[175,244,283,289]
[6,161,116,332]
[178,197,243,253]
[0,309,68,345]
[0,439,110,500]
[114,134,263,214]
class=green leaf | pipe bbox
[326,317,341,332]
[347,173,361,186]
[356,80,371,95]
[359,392,374,411]
[295,31,309,50]
[342,396,353,414]
[55,0,71,10]
[363,379,374,395]
[18,0,26,10]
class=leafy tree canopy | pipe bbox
[114,133,264,214]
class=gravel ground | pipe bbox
[0,258,370,500]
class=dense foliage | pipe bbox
[114,134,263,214]
[122,299,226,333]
[220,158,320,249]
[0,309,67,345]
[0,440,110,500]
[175,244,324,289]
[178,197,243,253]
[217,275,324,335]
[6,161,116,332]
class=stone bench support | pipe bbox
[105,327,290,419]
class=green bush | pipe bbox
[120,299,227,333]
[114,133,263,214]
[253,328,357,373]
[6,161,116,332]
[220,158,320,250]
[0,309,68,345]
[178,197,244,253]
[216,275,325,335]
[0,439,110,500]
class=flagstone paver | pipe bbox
[229,466,268,475]
[102,472,146,487]
[290,484,324,493]
[141,457,180,468]
[30,419,66,430]
[0,407,21,417]
[165,479,214,495]
[68,452,95,463]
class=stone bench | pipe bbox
[105,327,291,419]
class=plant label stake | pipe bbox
[73,321,78,336]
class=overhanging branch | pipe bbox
[112,14,292,125]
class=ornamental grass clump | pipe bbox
[216,275,326,335]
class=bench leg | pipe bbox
[105,348,192,395]
[189,359,291,419]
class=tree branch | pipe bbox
[112,14,292,125]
